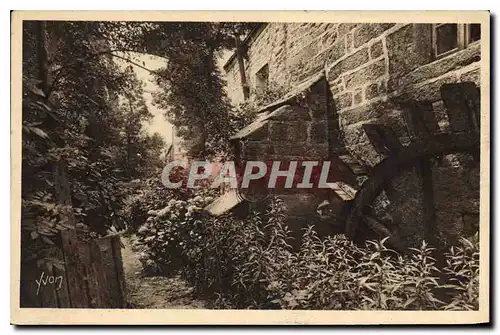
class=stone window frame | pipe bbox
[432,23,481,59]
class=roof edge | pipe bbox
[257,72,326,113]
[229,72,327,141]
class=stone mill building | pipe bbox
[217,22,482,248]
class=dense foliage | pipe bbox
[102,22,259,158]
[21,20,258,268]
[135,198,479,310]
[230,80,290,133]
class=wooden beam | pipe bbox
[235,36,250,100]
[416,157,438,245]
[363,123,403,155]
[345,132,479,237]
[403,101,439,245]
[111,236,127,308]
[402,101,438,140]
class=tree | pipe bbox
[21,19,257,261]
[100,21,259,158]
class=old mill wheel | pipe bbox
[343,82,481,250]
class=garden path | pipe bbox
[121,235,206,309]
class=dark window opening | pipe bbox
[435,24,458,56]
[255,64,269,94]
[433,23,481,59]
[468,24,481,43]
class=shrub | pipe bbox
[441,233,480,310]
[121,167,195,232]
[136,197,480,310]
[134,187,216,274]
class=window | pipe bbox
[433,23,481,58]
[255,64,269,93]
[434,24,458,56]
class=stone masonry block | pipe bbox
[386,24,433,90]
[344,59,386,89]
[399,73,458,103]
[327,47,370,80]
[346,33,354,52]
[353,23,395,48]
[269,105,312,121]
[321,29,338,49]
[370,40,384,59]
[323,37,347,64]
[338,23,358,37]
[353,88,363,105]
[289,39,321,68]
[460,67,480,87]
[338,100,387,126]
[334,91,353,110]
[365,82,378,100]
[349,142,385,167]
[243,141,274,160]
[364,80,388,101]
[400,43,480,87]
[342,123,370,148]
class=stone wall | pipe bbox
[224,23,340,103]
[225,24,480,146]
[238,78,330,207]
[235,78,356,244]
[329,24,480,167]
[224,23,481,247]
[322,23,480,246]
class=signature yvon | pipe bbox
[36,271,63,295]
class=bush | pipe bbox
[136,197,479,310]
[134,187,216,274]
[121,167,196,232]
[442,234,480,310]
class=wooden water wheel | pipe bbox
[343,82,481,249]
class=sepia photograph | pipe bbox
[10,10,490,325]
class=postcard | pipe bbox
[11,10,490,325]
